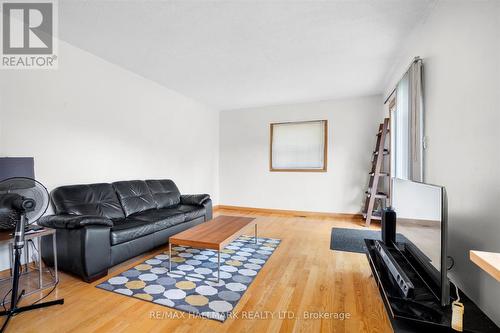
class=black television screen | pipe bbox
[0,157,35,182]
[392,178,450,306]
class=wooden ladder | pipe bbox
[363,118,390,226]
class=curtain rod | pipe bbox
[383,56,422,104]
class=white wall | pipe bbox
[219,96,384,214]
[0,40,219,270]
[384,0,500,325]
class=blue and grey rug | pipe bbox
[97,235,281,322]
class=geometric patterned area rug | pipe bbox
[96,235,281,322]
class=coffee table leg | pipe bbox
[255,224,258,244]
[218,250,220,283]
[169,242,172,273]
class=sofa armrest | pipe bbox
[41,226,111,282]
[180,194,210,206]
[202,198,213,221]
[39,214,113,229]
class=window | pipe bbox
[270,120,328,172]
[391,58,424,181]
[393,71,410,179]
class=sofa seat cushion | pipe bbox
[110,219,156,245]
[129,209,185,231]
[130,205,205,230]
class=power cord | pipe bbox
[2,239,59,307]
[31,279,58,305]
[28,239,58,305]
[451,283,464,331]
[29,239,37,252]
[2,253,21,310]
[447,256,455,270]
[1,289,12,311]
[28,239,39,270]
[455,283,460,303]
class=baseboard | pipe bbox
[214,205,363,219]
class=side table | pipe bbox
[0,228,59,304]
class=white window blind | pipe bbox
[270,120,327,171]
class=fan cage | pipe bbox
[0,177,49,230]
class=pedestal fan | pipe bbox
[0,177,64,332]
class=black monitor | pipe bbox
[392,178,450,306]
[0,157,35,182]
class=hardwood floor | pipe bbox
[3,209,393,333]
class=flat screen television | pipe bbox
[392,178,450,306]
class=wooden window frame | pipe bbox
[269,120,328,172]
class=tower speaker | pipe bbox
[382,207,396,246]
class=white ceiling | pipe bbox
[59,1,436,110]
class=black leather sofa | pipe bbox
[39,179,212,282]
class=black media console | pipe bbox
[365,239,499,333]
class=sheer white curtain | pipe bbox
[392,58,424,182]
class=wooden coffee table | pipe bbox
[168,215,257,282]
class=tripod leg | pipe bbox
[0,313,13,333]
[0,213,64,333]
[11,299,64,315]
[0,249,22,333]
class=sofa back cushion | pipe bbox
[112,180,156,217]
[146,179,181,209]
[51,183,125,220]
